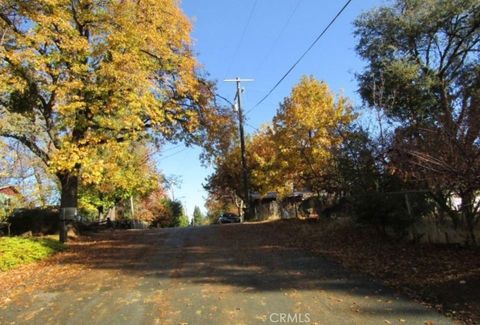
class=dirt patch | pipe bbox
[248,219,479,324]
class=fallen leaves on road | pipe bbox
[256,219,480,325]
[1,222,478,324]
[0,230,158,307]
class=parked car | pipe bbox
[217,213,240,224]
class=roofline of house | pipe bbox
[0,186,20,195]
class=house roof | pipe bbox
[251,191,313,201]
[0,186,20,196]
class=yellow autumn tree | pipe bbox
[248,127,278,195]
[204,125,282,216]
[0,0,212,229]
[271,76,354,197]
[205,77,355,214]
[78,141,160,219]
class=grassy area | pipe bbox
[0,236,65,271]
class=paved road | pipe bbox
[0,224,453,324]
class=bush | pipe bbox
[0,193,22,223]
[8,207,60,235]
[0,236,64,271]
[351,191,433,237]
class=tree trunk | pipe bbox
[460,191,477,246]
[98,206,104,222]
[431,192,459,229]
[58,172,79,243]
[466,215,477,246]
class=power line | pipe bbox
[254,0,304,74]
[223,0,259,79]
[157,148,189,162]
[248,0,353,114]
[161,143,183,153]
[245,122,259,133]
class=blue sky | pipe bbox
[158,0,386,218]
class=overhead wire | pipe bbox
[248,0,353,114]
[245,122,259,133]
[160,143,183,153]
[223,0,259,80]
[254,0,304,74]
[157,147,189,162]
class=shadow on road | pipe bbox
[60,224,443,318]
[0,223,455,324]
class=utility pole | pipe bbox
[130,195,135,228]
[224,77,254,222]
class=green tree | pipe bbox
[178,213,189,228]
[0,192,22,222]
[335,127,433,236]
[192,205,205,226]
[151,198,188,228]
[169,200,188,228]
[355,0,480,244]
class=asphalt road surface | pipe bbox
[0,224,453,324]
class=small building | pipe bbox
[251,191,313,220]
[0,186,20,197]
[0,186,22,231]
[0,186,21,208]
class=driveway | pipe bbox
[0,224,453,324]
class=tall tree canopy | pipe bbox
[0,0,213,218]
[355,0,480,243]
[205,76,355,215]
[271,76,354,196]
[192,205,205,226]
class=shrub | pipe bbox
[0,236,64,271]
[8,207,60,235]
[351,191,433,237]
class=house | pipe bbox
[0,186,22,230]
[251,191,313,220]
[0,186,21,208]
[0,186,20,197]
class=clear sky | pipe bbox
[158,0,387,219]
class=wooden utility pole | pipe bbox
[224,77,254,222]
